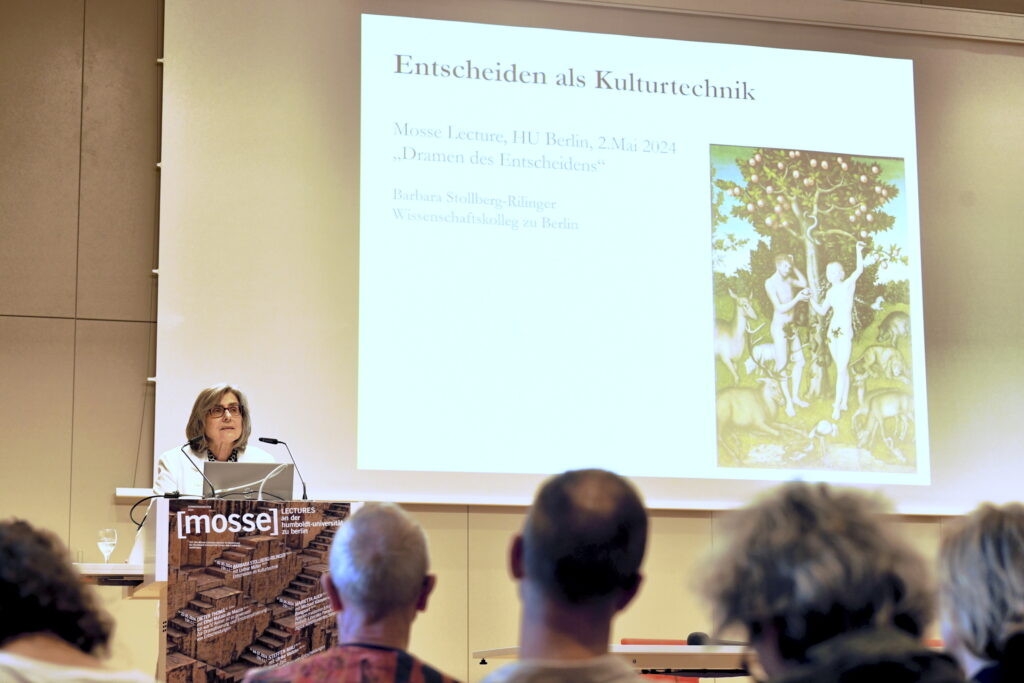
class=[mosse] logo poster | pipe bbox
[163,499,349,682]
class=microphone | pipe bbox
[259,437,308,500]
[181,438,218,497]
[686,631,746,646]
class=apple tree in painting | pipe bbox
[714,148,906,401]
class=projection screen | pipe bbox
[156,0,1024,512]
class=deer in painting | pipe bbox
[852,388,914,461]
[716,370,802,460]
[715,290,759,384]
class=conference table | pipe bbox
[472,644,749,678]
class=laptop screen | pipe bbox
[203,462,294,501]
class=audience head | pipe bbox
[514,468,648,609]
[939,502,1024,674]
[0,519,113,654]
[326,502,433,622]
[704,482,931,674]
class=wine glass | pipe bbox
[97,528,117,564]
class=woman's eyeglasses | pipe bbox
[208,404,244,418]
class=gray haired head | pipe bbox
[703,481,932,662]
[328,502,429,621]
[940,502,1024,663]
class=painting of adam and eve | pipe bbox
[710,144,918,473]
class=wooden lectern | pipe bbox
[128,498,350,682]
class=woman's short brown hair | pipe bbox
[185,383,252,452]
[703,482,932,662]
[940,502,1024,662]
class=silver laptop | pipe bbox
[203,462,294,501]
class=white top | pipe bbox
[480,654,647,683]
[0,653,155,683]
[153,444,276,496]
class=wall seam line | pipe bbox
[0,314,155,324]
[132,322,157,487]
[74,0,86,320]
[67,0,88,549]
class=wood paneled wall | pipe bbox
[0,0,161,559]
[880,0,1024,13]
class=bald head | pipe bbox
[329,502,429,621]
[522,469,648,605]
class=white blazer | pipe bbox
[153,444,276,496]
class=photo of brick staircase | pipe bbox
[164,500,349,683]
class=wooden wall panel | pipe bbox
[0,317,75,540]
[78,0,162,322]
[0,1,83,318]
[406,505,471,682]
[69,320,155,562]
[94,584,160,676]
[467,507,525,683]
[612,511,714,643]
[466,506,716,681]
[883,0,1024,13]
[889,516,945,637]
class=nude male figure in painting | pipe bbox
[764,253,809,417]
